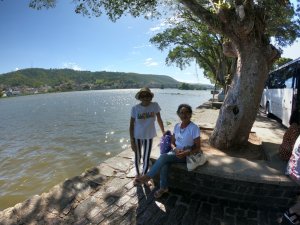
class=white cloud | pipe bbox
[148,15,182,34]
[148,19,170,34]
[144,58,159,67]
[133,44,152,49]
[15,68,19,71]
[149,26,162,32]
[62,62,83,71]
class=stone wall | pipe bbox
[155,163,299,210]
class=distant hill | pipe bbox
[0,68,212,93]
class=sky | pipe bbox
[0,1,299,85]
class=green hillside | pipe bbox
[0,68,179,87]
[0,68,212,94]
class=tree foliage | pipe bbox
[29,0,163,20]
[271,57,294,70]
[150,9,235,88]
[28,0,300,46]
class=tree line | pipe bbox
[0,68,212,95]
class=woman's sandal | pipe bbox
[154,188,169,198]
[133,178,139,186]
[282,209,300,224]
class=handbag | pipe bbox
[186,151,207,171]
[160,130,172,154]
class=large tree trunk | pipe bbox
[210,41,275,149]
[179,0,281,149]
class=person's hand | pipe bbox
[175,149,190,159]
[175,149,185,159]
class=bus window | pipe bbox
[268,72,281,89]
[285,66,295,88]
[269,71,285,89]
[285,77,293,88]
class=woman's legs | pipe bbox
[147,151,185,188]
[159,164,169,189]
[142,139,153,175]
[134,139,153,176]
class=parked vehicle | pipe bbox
[260,57,300,127]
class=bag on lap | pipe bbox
[160,130,172,154]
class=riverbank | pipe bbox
[0,103,294,225]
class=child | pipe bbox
[129,87,165,184]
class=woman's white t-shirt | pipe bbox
[131,102,161,139]
[173,122,200,149]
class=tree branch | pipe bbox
[179,0,224,34]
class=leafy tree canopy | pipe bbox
[28,0,300,48]
[150,9,235,88]
[272,57,294,70]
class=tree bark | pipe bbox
[209,41,277,149]
[180,0,281,149]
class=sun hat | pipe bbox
[135,87,154,100]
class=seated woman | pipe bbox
[136,104,202,198]
[279,110,300,161]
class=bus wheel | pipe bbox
[266,102,271,118]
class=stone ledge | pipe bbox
[150,139,298,208]
[191,153,294,186]
[151,144,295,186]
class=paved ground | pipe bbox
[0,104,289,225]
[0,160,284,225]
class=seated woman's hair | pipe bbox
[176,104,192,115]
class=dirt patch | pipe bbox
[201,127,267,161]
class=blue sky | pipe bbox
[0,1,299,84]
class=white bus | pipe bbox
[260,57,300,127]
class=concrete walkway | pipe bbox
[0,106,293,225]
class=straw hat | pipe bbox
[135,87,154,100]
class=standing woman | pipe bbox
[129,87,165,184]
[137,104,202,198]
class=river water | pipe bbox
[0,88,211,210]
